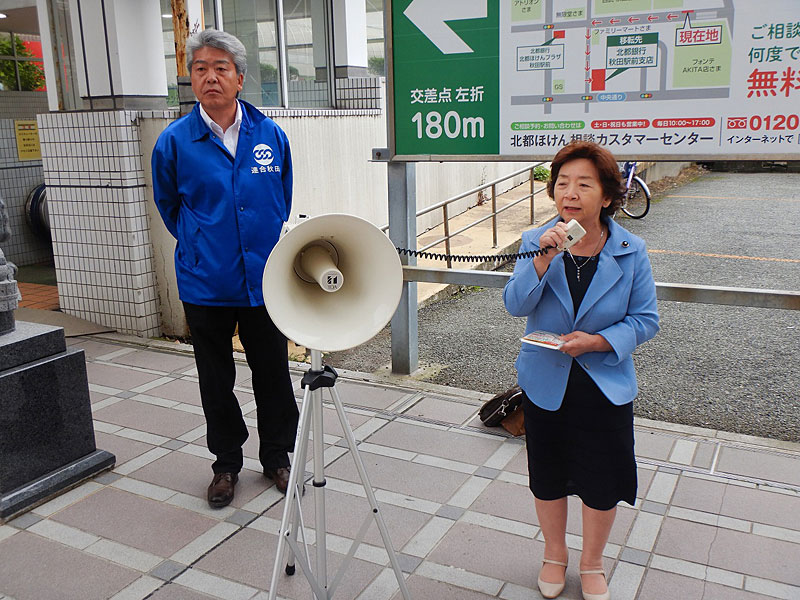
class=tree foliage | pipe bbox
[0,37,45,91]
[260,63,299,82]
[368,56,384,76]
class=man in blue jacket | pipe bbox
[152,29,298,508]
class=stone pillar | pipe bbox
[332,0,368,78]
[67,0,168,109]
[0,194,19,335]
[0,255,18,335]
[0,322,115,522]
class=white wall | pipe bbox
[36,0,60,111]
[68,0,105,97]
[0,109,50,267]
[270,112,388,224]
[39,110,162,337]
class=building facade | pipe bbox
[1,0,529,336]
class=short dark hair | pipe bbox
[546,141,625,217]
[187,28,247,77]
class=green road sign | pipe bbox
[391,0,499,157]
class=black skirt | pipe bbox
[522,360,637,510]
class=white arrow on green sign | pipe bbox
[391,0,499,158]
[402,0,488,55]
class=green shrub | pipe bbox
[532,165,550,182]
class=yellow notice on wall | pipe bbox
[14,120,41,161]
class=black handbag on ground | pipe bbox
[479,385,524,427]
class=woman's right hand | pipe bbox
[533,221,569,277]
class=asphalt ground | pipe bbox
[325,170,800,443]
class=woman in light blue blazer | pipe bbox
[503,142,659,600]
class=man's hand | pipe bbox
[559,331,612,357]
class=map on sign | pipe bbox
[390,0,800,160]
[500,0,738,156]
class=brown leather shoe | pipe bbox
[207,472,238,508]
[263,467,291,494]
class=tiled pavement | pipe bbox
[1,335,799,600]
[16,282,59,311]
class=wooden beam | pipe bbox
[171,0,189,77]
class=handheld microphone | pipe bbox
[557,219,586,251]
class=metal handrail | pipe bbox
[381,162,549,267]
[401,266,800,311]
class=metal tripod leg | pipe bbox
[268,350,410,599]
[269,381,321,599]
[327,384,411,599]
[310,365,328,591]
[282,383,313,578]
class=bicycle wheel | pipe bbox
[621,176,650,219]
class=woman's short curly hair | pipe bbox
[546,141,626,217]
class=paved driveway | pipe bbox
[326,170,800,443]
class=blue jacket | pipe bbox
[152,100,292,306]
[503,216,659,410]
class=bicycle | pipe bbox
[619,161,651,219]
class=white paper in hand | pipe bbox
[520,331,564,350]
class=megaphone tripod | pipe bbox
[268,349,412,600]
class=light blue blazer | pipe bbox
[503,216,659,410]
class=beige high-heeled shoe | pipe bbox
[579,569,610,600]
[537,558,568,599]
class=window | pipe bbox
[221,0,281,107]
[163,0,335,108]
[283,0,330,108]
[365,0,384,76]
[0,31,45,92]
[160,1,179,107]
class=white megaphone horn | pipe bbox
[262,214,403,353]
[293,240,343,293]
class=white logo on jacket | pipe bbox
[253,144,274,166]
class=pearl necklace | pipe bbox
[567,229,604,282]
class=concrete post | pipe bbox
[332,0,368,77]
[68,0,167,109]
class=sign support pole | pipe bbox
[387,160,418,375]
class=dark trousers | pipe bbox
[183,302,299,474]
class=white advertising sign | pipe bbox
[391,0,800,160]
